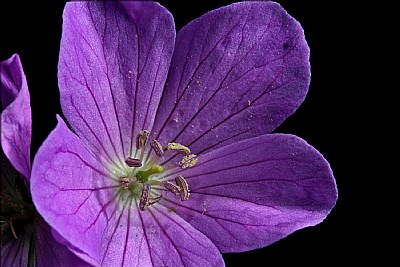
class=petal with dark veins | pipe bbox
[100,201,224,267]
[1,54,31,181]
[31,116,117,264]
[159,134,337,252]
[58,1,175,168]
[31,116,223,266]
[152,2,310,163]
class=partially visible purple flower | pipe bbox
[0,54,91,266]
[31,2,337,266]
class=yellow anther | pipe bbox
[178,154,198,169]
[167,142,191,155]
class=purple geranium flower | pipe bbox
[31,1,337,266]
[0,54,90,266]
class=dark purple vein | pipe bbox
[70,97,124,172]
[155,18,244,140]
[100,197,128,265]
[84,191,121,233]
[55,191,93,216]
[135,196,155,267]
[148,209,185,266]
[60,149,113,179]
[129,23,141,157]
[141,43,166,136]
[169,17,266,144]
[104,4,126,161]
[121,197,133,267]
[70,40,124,167]
[162,198,280,227]
[167,75,292,168]
[149,131,258,180]
[69,12,124,168]
[193,177,307,192]
[154,207,209,251]
[184,157,296,180]
[159,65,285,168]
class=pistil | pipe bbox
[135,165,163,183]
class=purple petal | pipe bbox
[1,54,31,181]
[50,228,99,266]
[58,2,175,168]
[161,134,337,252]
[100,205,224,267]
[34,218,92,267]
[31,116,117,264]
[151,2,310,158]
[31,116,224,266]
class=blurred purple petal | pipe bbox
[152,2,310,159]
[58,1,175,169]
[35,218,92,267]
[0,54,31,181]
[161,134,337,252]
[1,230,30,267]
[31,116,115,264]
[0,208,91,266]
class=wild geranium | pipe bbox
[30,1,337,266]
[0,54,90,266]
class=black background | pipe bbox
[0,0,360,266]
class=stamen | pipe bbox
[179,154,198,169]
[175,175,190,201]
[139,184,161,211]
[148,196,162,205]
[120,177,130,189]
[139,184,150,211]
[125,157,142,167]
[119,176,132,189]
[163,181,180,195]
[136,130,149,149]
[166,142,191,155]
[150,140,164,157]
